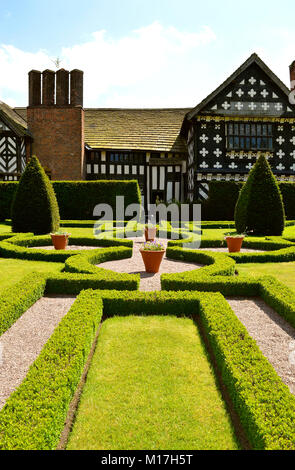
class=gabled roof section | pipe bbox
[186,53,293,120]
[0,101,31,137]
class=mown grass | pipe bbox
[237,262,295,292]
[0,223,11,234]
[0,258,63,293]
[67,315,239,450]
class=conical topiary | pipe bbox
[11,155,60,234]
[235,154,285,236]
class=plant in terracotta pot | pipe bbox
[140,240,165,273]
[144,223,157,242]
[224,232,245,253]
[50,230,71,250]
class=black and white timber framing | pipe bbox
[185,53,295,201]
[0,114,28,181]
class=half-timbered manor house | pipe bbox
[1,53,295,205]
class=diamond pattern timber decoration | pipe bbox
[0,134,26,180]
[204,62,294,118]
[188,56,295,180]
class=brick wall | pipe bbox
[27,106,84,180]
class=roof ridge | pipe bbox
[84,107,192,111]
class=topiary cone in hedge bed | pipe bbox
[11,155,60,235]
[235,154,285,236]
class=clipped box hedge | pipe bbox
[45,272,139,294]
[197,181,243,221]
[2,286,295,449]
[0,289,104,450]
[0,182,17,221]
[0,180,141,221]
[0,234,133,262]
[194,181,295,221]
[0,273,46,336]
[162,248,236,290]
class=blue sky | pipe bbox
[0,0,294,107]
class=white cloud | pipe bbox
[0,22,216,107]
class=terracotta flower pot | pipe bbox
[50,233,69,250]
[225,236,244,253]
[140,249,165,273]
[144,227,157,242]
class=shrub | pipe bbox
[279,182,295,220]
[0,180,141,221]
[0,182,17,221]
[198,181,243,221]
[235,154,285,235]
[53,180,141,220]
[11,156,60,235]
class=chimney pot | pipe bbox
[70,69,83,106]
[28,70,41,106]
[56,69,69,105]
[42,69,55,105]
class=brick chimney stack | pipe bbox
[27,68,85,180]
[290,61,295,91]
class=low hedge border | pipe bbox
[163,246,236,285]
[1,287,295,449]
[0,235,133,262]
[45,272,139,294]
[98,289,295,449]
[229,245,295,263]
[0,267,139,339]
[61,220,131,228]
[64,248,139,289]
[167,236,295,263]
[0,288,104,450]
[0,273,46,336]
[0,232,25,241]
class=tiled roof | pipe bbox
[0,102,30,136]
[14,107,190,153]
[84,108,190,153]
[14,107,27,121]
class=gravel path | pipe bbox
[0,295,75,410]
[227,297,295,394]
[99,237,204,291]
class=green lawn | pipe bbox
[0,258,64,293]
[282,225,295,239]
[67,315,239,450]
[237,262,295,292]
[0,223,11,234]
